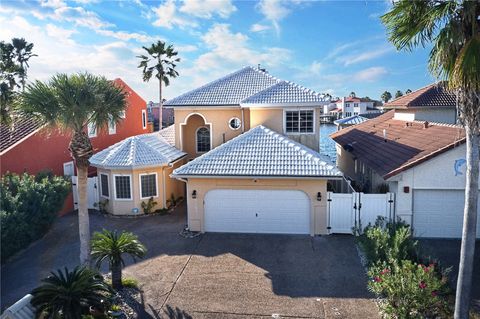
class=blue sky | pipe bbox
[0,0,436,102]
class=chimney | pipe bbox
[383,129,387,142]
[423,121,429,129]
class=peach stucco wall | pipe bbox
[97,159,186,215]
[184,178,328,235]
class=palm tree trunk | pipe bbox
[111,262,122,290]
[454,124,479,318]
[77,164,91,266]
[159,74,163,131]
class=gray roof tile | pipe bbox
[158,125,175,146]
[164,66,328,107]
[90,132,185,169]
[172,126,341,178]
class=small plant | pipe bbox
[30,266,112,319]
[166,193,184,209]
[368,260,451,318]
[357,216,418,267]
[110,304,121,312]
[141,197,157,214]
[98,199,109,214]
[105,277,139,289]
[91,229,147,290]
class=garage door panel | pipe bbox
[204,189,310,234]
[413,189,480,238]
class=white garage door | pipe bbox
[204,189,310,234]
[413,189,480,238]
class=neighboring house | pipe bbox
[0,78,149,213]
[325,96,381,118]
[162,66,342,235]
[383,83,457,124]
[89,126,186,215]
[147,101,174,130]
[331,110,480,238]
[333,113,382,131]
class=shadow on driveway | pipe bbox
[2,203,378,318]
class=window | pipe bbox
[140,173,157,199]
[63,161,74,176]
[354,103,359,108]
[345,112,352,117]
[87,122,97,138]
[142,110,147,129]
[196,127,210,153]
[108,117,116,135]
[285,110,314,133]
[228,117,241,130]
[100,173,109,198]
[114,175,131,200]
[354,112,359,116]
[345,103,350,107]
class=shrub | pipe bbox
[357,217,419,267]
[368,260,451,318]
[166,193,183,209]
[141,197,157,214]
[0,172,70,261]
[31,266,112,319]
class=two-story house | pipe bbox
[91,66,342,235]
[324,96,381,118]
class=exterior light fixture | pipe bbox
[192,190,197,199]
[317,192,322,201]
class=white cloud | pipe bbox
[353,67,388,82]
[45,24,77,44]
[179,0,236,19]
[152,0,197,29]
[176,44,198,52]
[96,29,154,43]
[250,23,271,32]
[337,46,394,66]
[256,0,293,35]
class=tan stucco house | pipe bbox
[166,66,342,235]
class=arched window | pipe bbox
[196,126,210,153]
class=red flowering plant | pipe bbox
[368,260,451,318]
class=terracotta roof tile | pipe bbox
[330,110,465,179]
[384,83,456,108]
[0,115,44,153]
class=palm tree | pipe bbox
[382,1,480,317]
[91,229,146,290]
[11,38,36,90]
[17,73,127,265]
[405,89,412,94]
[31,266,111,319]
[381,91,392,103]
[349,91,356,97]
[395,90,403,98]
[137,40,179,131]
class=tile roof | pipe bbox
[334,115,369,126]
[164,66,328,107]
[0,115,44,153]
[90,132,186,169]
[172,125,342,178]
[158,125,175,146]
[241,81,327,105]
[384,83,456,108]
[330,110,465,179]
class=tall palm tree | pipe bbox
[31,266,111,319]
[91,229,146,290]
[137,40,179,131]
[17,73,127,265]
[381,90,392,103]
[395,90,403,98]
[11,38,36,90]
[382,1,480,317]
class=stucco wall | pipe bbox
[174,108,244,157]
[184,178,328,235]
[387,143,479,224]
[97,161,186,215]
[393,108,457,124]
[249,107,321,151]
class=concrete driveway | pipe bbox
[2,204,379,318]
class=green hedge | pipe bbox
[0,172,70,262]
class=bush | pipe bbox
[357,216,419,267]
[0,172,70,261]
[368,260,451,318]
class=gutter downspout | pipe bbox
[162,168,167,208]
[241,108,245,133]
[174,177,189,230]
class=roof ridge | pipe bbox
[410,119,462,128]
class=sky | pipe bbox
[0,0,437,103]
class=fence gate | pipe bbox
[72,176,99,210]
[327,192,395,234]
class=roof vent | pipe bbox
[383,129,387,142]
[257,64,267,73]
[423,121,429,129]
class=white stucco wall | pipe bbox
[393,108,457,124]
[387,143,479,224]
